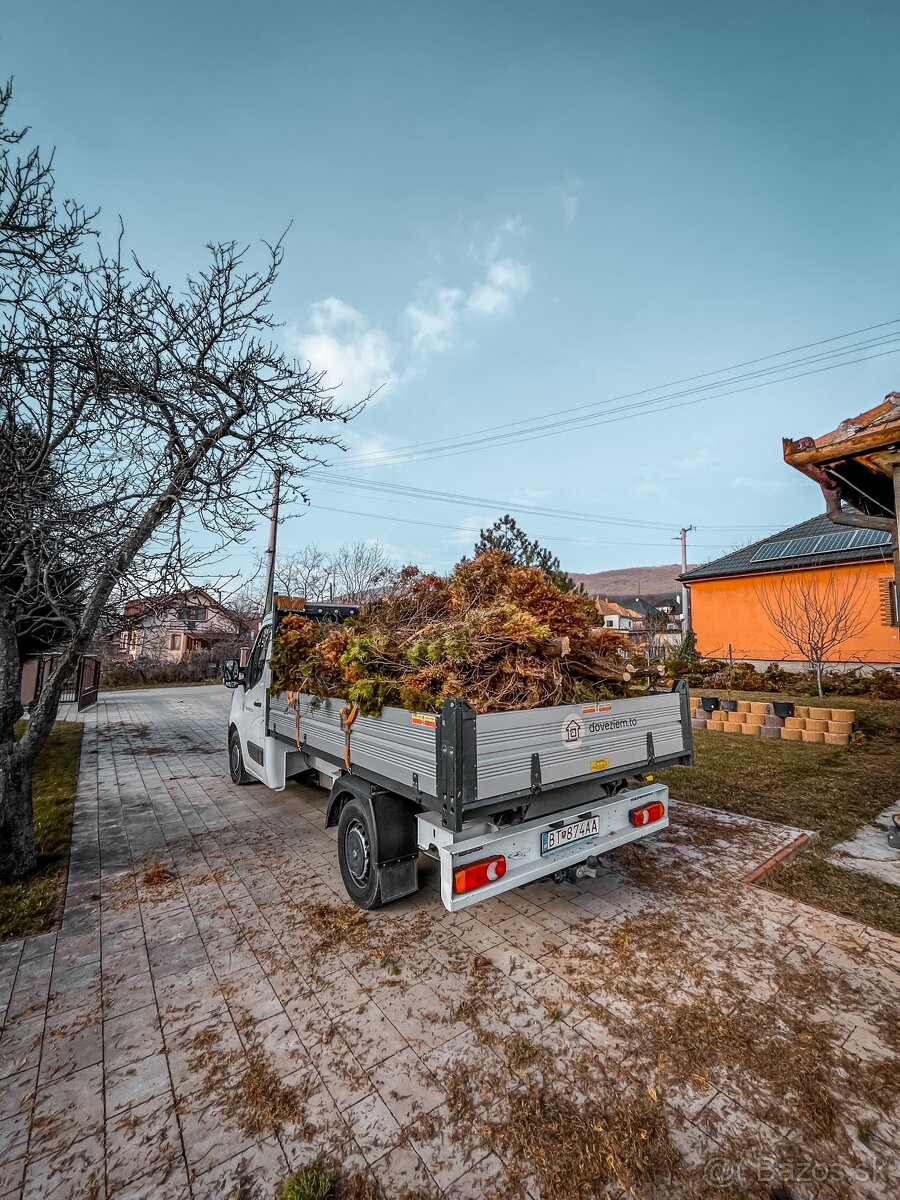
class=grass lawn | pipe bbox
[658,691,900,936]
[0,721,84,943]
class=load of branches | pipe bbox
[270,552,663,715]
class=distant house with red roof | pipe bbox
[109,587,257,663]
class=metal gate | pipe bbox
[20,654,101,711]
[74,655,101,711]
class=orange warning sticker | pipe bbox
[411,712,437,728]
[582,703,612,715]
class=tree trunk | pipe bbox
[0,742,36,882]
[815,662,824,698]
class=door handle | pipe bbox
[253,701,261,707]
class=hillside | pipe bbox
[570,563,694,599]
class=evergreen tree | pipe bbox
[474,515,581,592]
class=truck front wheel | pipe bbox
[337,797,385,910]
[228,729,255,785]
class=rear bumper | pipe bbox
[417,782,669,912]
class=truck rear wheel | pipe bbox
[337,797,385,910]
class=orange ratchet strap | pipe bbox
[339,703,359,770]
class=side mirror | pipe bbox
[223,659,244,689]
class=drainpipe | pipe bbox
[807,464,898,584]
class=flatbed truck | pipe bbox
[224,602,692,912]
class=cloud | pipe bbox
[406,286,466,355]
[405,253,532,358]
[482,215,526,262]
[553,178,582,224]
[344,432,403,467]
[295,218,531,395]
[290,298,396,402]
[467,258,531,317]
[445,515,485,548]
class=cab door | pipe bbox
[240,623,272,779]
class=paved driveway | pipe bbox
[1,686,898,1199]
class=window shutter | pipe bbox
[879,578,898,626]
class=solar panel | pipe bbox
[851,526,892,548]
[749,527,890,564]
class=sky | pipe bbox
[5,0,900,585]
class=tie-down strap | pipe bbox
[339,703,359,770]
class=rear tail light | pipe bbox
[630,800,666,827]
[453,855,506,895]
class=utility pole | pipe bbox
[678,525,695,634]
[263,468,282,617]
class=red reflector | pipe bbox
[630,800,666,827]
[453,855,507,895]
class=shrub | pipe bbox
[281,1167,336,1200]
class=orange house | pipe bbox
[681,514,899,668]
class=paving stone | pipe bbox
[0,1017,44,1084]
[103,1003,164,1070]
[370,1143,439,1197]
[176,1096,257,1175]
[38,1009,102,1083]
[342,1089,403,1163]
[408,1115,488,1191]
[147,933,210,978]
[30,1060,104,1158]
[0,1146,27,1197]
[367,1046,444,1126]
[21,1133,105,1200]
[189,1136,289,1200]
[105,1051,172,1117]
[106,1093,182,1193]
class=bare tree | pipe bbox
[226,541,396,613]
[276,546,335,602]
[0,86,362,882]
[0,80,94,279]
[639,609,672,663]
[332,542,397,602]
[757,572,873,696]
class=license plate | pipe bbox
[541,815,601,855]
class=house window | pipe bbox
[605,618,614,628]
[170,633,182,651]
[879,578,899,627]
[179,605,207,623]
[120,630,138,651]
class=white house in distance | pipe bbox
[110,587,255,663]
[595,599,642,631]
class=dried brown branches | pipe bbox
[270,552,650,715]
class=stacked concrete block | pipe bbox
[690,694,855,746]
[827,708,854,745]
[689,696,709,730]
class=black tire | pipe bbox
[228,729,255,785]
[337,797,385,910]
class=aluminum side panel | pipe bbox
[474,693,686,800]
[268,693,439,797]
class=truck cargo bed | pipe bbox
[267,685,692,830]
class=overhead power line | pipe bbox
[336,320,900,469]
[300,501,742,550]
[306,472,777,537]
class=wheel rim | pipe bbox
[230,739,241,777]
[344,818,371,887]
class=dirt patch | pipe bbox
[186,1024,316,1141]
[300,900,435,967]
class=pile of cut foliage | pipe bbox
[270,551,659,715]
